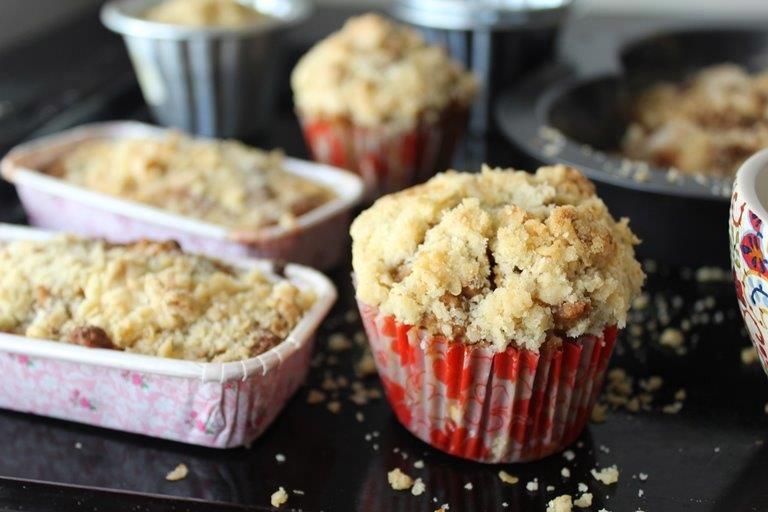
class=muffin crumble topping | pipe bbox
[0,236,315,362]
[291,13,476,129]
[351,165,644,351]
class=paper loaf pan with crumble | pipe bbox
[0,121,364,270]
[0,223,337,448]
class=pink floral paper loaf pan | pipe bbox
[0,224,336,448]
[0,121,364,270]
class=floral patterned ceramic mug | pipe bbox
[730,148,768,376]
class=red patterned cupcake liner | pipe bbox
[357,301,618,463]
[298,108,468,200]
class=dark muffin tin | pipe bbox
[497,28,768,266]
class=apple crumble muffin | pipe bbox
[0,236,315,362]
[291,13,476,130]
[50,133,335,231]
[623,63,768,176]
[351,165,644,351]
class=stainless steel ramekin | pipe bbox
[101,0,311,137]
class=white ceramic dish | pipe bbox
[730,148,768,377]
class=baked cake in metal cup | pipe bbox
[291,13,476,200]
[351,165,644,463]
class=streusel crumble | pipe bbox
[0,236,315,361]
[291,13,476,129]
[51,133,335,231]
[623,64,768,176]
[351,165,644,351]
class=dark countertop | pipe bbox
[0,5,767,512]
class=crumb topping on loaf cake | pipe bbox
[0,236,315,362]
[144,0,266,27]
[52,134,335,230]
[623,63,768,176]
[291,13,476,128]
[351,165,644,351]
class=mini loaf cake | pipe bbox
[291,13,476,130]
[51,133,335,230]
[351,165,645,351]
[144,0,267,27]
[623,63,768,176]
[0,236,315,362]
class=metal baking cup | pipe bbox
[101,0,311,137]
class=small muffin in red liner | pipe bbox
[291,14,476,199]
[358,302,617,463]
[298,108,468,199]
[350,165,644,463]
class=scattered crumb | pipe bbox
[714,446,720,453]
[275,454,286,463]
[695,266,730,283]
[632,294,650,310]
[328,333,352,352]
[306,389,326,404]
[674,389,687,401]
[591,465,619,485]
[547,485,555,492]
[639,375,663,392]
[563,450,576,461]
[574,493,593,508]
[577,482,588,493]
[356,352,377,377]
[464,482,473,490]
[662,402,684,414]
[498,470,519,485]
[344,310,358,323]
[659,328,684,348]
[271,487,288,508]
[638,489,644,498]
[526,480,539,492]
[411,478,426,496]
[74,442,82,449]
[742,346,759,365]
[626,396,641,412]
[165,463,188,482]
[591,402,607,423]
[388,468,414,491]
[547,494,573,512]
[561,467,571,478]
[414,460,425,469]
[292,490,305,495]
[639,472,648,481]
[326,401,341,413]
[355,412,365,422]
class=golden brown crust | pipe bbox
[291,13,476,129]
[0,236,315,362]
[623,63,768,176]
[143,0,267,27]
[53,133,335,231]
[351,165,644,351]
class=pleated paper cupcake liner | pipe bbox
[298,108,467,200]
[357,301,617,463]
